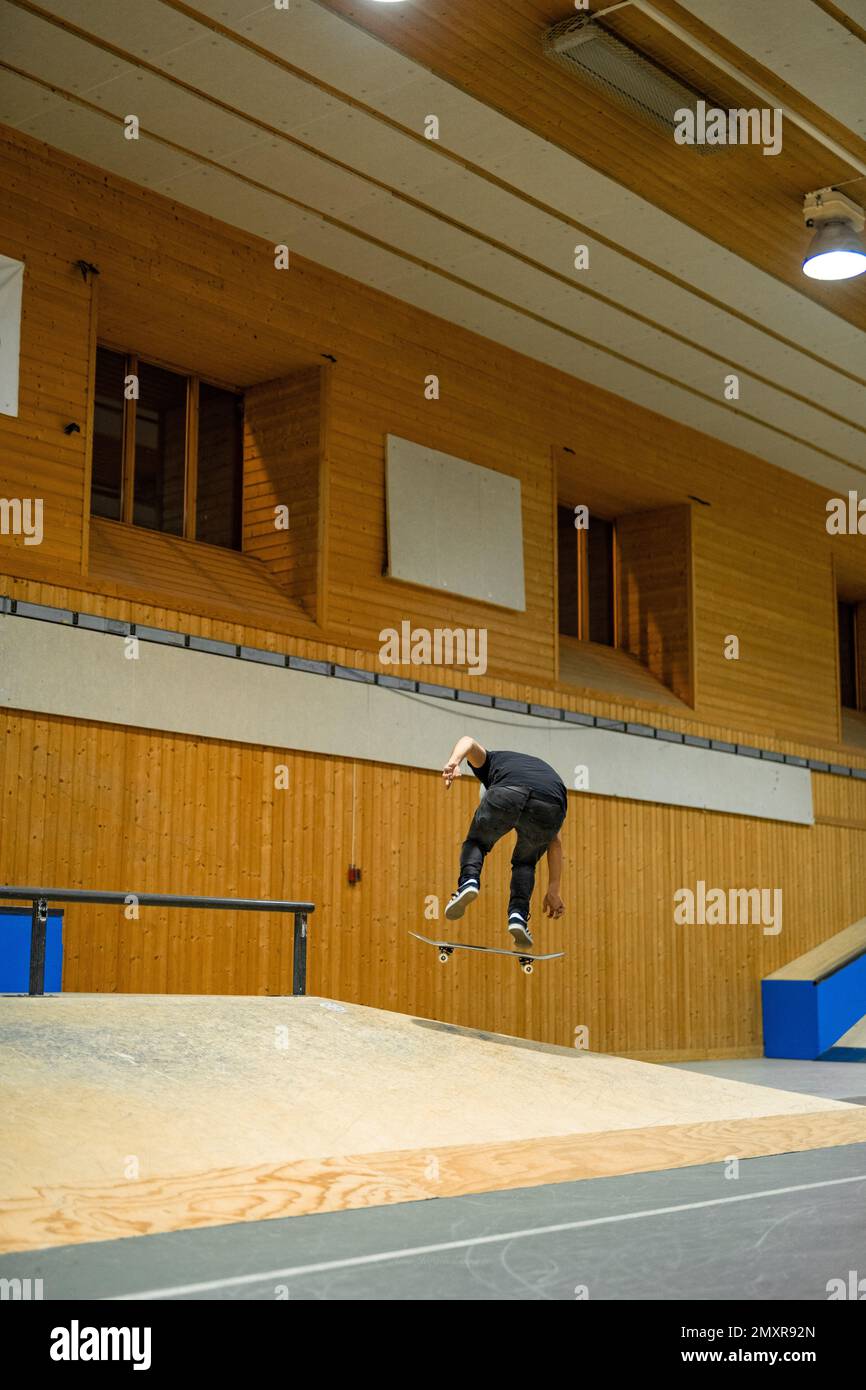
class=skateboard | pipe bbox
[409,931,564,975]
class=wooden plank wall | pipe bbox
[2,128,861,733]
[326,355,558,684]
[2,130,866,1053]
[693,505,841,746]
[3,706,866,1059]
[0,201,92,576]
[87,518,312,632]
[617,505,693,704]
[243,368,324,619]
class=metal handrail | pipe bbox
[0,886,315,997]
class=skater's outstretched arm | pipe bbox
[543,834,565,918]
[442,735,486,787]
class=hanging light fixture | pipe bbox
[802,188,866,281]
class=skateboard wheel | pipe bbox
[438,951,449,964]
[522,962,533,975]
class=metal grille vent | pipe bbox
[542,15,716,152]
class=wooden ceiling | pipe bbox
[1,0,863,497]
[318,0,866,333]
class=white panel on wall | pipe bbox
[385,434,526,611]
[0,256,24,418]
[0,615,814,825]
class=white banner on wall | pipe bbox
[386,434,527,611]
[0,615,815,826]
[0,255,24,418]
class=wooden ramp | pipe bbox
[2,994,866,1255]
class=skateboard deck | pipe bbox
[410,931,564,975]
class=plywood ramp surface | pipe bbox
[2,996,864,1254]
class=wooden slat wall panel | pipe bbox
[3,128,864,745]
[3,131,866,1052]
[87,518,316,631]
[692,508,840,745]
[0,214,91,572]
[3,708,866,1058]
[327,360,556,681]
[617,505,693,704]
[558,638,688,710]
[814,769,866,828]
[842,711,866,753]
[243,368,323,618]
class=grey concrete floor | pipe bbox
[4,1143,865,1301]
[671,1055,866,1103]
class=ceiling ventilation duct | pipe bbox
[542,14,716,151]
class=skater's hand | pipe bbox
[442,761,462,788]
[543,890,564,919]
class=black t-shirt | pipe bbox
[469,749,567,814]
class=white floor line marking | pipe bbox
[108,1172,866,1299]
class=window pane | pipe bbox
[557,505,579,637]
[197,383,243,550]
[133,363,186,535]
[91,348,126,519]
[587,516,614,646]
[839,601,858,709]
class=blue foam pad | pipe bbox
[0,908,63,993]
[762,949,866,1060]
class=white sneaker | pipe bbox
[508,914,533,949]
[445,881,479,920]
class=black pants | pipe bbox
[459,785,565,919]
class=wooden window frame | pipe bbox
[558,507,617,646]
[98,344,237,547]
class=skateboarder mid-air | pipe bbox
[442,736,567,949]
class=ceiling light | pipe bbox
[542,14,716,151]
[803,188,866,281]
